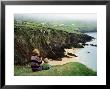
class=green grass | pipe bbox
[14,62,97,76]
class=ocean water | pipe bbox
[76,32,97,71]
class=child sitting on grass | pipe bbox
[42,58,51,70]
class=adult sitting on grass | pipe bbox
[42,58,51,70]
[31,49,42,72]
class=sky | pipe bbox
[15,13,97,22]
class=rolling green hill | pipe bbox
[14,14,97,33]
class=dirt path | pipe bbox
[48,48,79,66]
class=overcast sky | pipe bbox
[15,13,97,21]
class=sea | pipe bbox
[75,32,97,71]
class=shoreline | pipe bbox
[48,48,79,66]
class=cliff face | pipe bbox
[14,24,93,65]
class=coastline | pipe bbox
[14,47,97,76]
[48,48,79,66]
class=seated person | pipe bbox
[31,49,42,72]
[42,58,51,70]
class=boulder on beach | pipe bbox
[67,52,78,57]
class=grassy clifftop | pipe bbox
[14,62,96,76]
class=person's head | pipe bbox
[43,58,49,63]
[32,49,40,56]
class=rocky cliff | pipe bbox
[14,22,93,65]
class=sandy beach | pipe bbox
[48,48,79,66]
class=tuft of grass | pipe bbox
[14,62,97,76]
